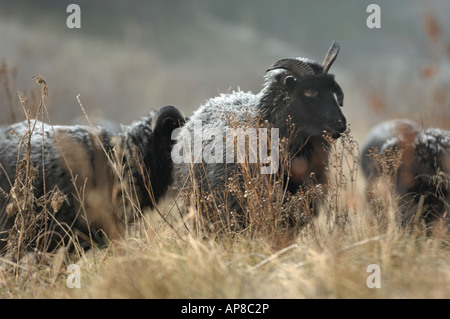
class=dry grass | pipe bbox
[0,76,448,299]
[3,203,448,299]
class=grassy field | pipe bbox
[0,89,448,299]
[1,197,448,299]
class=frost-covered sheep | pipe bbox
[0,105,185,252]
[361,119,450,226]
[172,42,347,229]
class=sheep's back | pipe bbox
[172,90,259,192]
[0,121,120,250]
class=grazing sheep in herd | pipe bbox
[361,119,450,227]
[172,41,347,230]
[0,105,185,253]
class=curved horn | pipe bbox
[266,58,315,77]
[322,41,340,74]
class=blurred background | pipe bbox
[0,0,449,142]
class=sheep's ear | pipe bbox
[284,75,297,91]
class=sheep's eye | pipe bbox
[304,89,318,97]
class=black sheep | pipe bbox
[0,105,185,252]
[361,119,450,227]
[172,42,347,230]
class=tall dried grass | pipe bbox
[1,74,447,298]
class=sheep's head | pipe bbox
[152,105,186,140]
[260,41,346,146]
